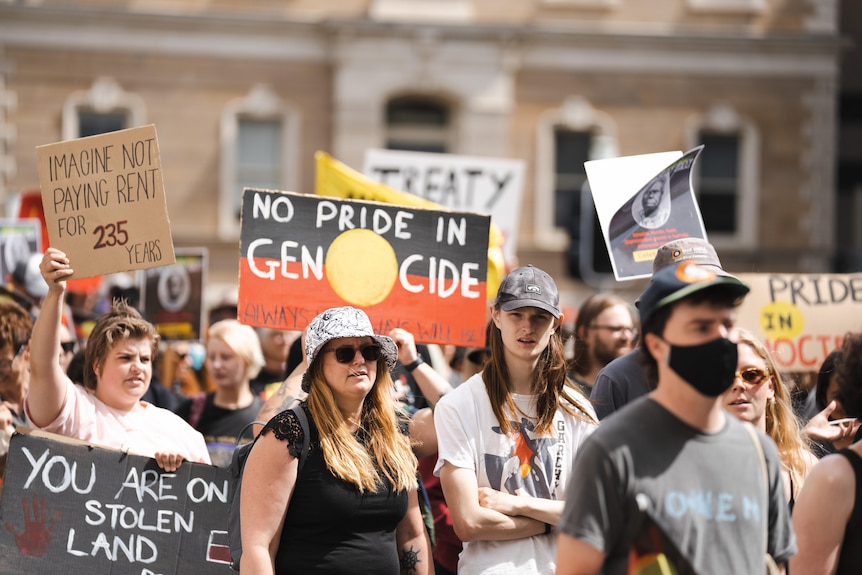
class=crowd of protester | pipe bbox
[0,237,860,575]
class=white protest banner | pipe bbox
[362,148,524,262]
[585,147,708,281]
[735,272,862,372]
[36,125,175,279]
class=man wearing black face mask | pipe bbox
[554,260,797,575]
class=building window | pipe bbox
[62,77,145,142]
[553,129,591,231]
[235,119,282,219]
[77,111,128,137]
[686,104,759,249]
[535,96,619,281]
[385,96,450,153]
[696,132,740,234]
[220,84,300,239]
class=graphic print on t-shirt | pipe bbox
[484,417,557,499]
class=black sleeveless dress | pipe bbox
[835,449,862,575]
[263,406,408,575]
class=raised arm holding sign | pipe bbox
[25,248,210,472]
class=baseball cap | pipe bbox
[652,237,723,273]
[302,306,398,390]
[636,260,750,327]
[494,265,560,318]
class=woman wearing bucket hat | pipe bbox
[239,306,430,575]
[434,265,598,574]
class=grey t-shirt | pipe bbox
[559,397,796,575]
[589,349,649,421]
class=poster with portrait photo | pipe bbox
[0,219,42,282]
[139,248,207,341]
[586,146,708,281]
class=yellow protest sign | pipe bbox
[36,125,175,279]
[315,151,506,300]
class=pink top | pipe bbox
[25,377,211,465]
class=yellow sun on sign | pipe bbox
[325,229,398,307]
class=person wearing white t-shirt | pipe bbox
[434,265,598,575]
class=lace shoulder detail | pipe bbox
[262,404,312,461]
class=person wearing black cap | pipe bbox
[590,237,728,420]
[434,265,598,575]
[555,260,796,575]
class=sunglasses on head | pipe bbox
[735,367,770,385]
[328,344,381,364]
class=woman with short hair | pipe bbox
[27,248,210,471]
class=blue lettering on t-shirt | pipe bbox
[663,490,755,523]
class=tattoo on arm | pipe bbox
[399,545,420,575]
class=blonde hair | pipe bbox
[305,352,417,493]
[207,320,264,381]
[737,329,815,492]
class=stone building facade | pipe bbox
[0,0,845,311]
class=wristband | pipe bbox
[404,354,424,373]
[544,523,552,535]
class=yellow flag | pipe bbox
[315,151,507,300]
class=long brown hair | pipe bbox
[305,351,417,493]
[482,306,596,436]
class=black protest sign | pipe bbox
[0,431,233,575]
[140,248,207,341]
[238,189,490,347]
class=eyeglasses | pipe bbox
[61,341,76,354]
[590,325,638,338]
[326,344,382,364]
[735,367,771,385]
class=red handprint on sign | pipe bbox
[4,492,61,557]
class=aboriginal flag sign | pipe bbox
[238,189,491,347]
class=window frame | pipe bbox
[62,77,145,141]
[686,104,760,249]
[534,95,618,250]
[384,95,453,154]
[219,85,300,240]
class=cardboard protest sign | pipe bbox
[238,189,490,347]
[0,218,41,281]
[735,272,862,372]
[585,147,708,281]
[362,148,524,263]
[139,248,208,341]
[0,430,233,575]
[316,151,507,303]
[35,125,176,279]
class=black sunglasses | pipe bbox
[327,344,381,364]
[735,367,770,385]
[61,341,76,354]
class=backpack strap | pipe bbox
[290,404,311,475]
